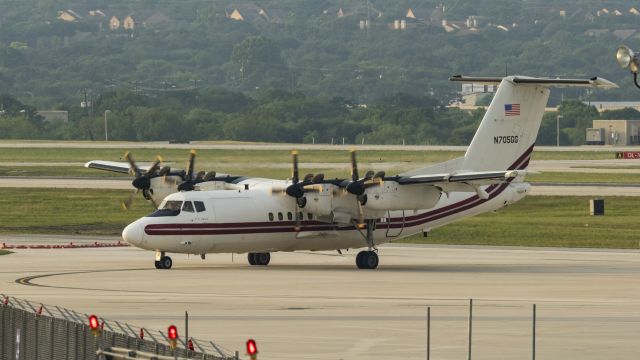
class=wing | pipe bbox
[84,160,150,174]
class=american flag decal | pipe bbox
[504,104,520,116]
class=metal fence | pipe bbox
[1,295,238,360]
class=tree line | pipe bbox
[1,90,637,146]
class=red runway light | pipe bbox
[88,315,99,330]
[168,325,178,340]
[246,339,258,356]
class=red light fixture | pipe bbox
[246,339,258,359]
[168,325,178,340]
[88,314,100,337]
[167,325,178,349]
[89,315,99,330]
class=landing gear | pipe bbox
[154,251,173,269]
[354,219,379,269]
[356,251,378,269]
[248,252,271,266]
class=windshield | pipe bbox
[162,201,183,210]
[147,200,183,217]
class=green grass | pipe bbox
[0,188,638,249]
[396,196,640,249]
[0,250,11,255]
[0,188,150,235]
[527,172,640,184]
[0,146,625,164]
[0,147,462,165]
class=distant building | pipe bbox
[589,101,640,112]
[57,10,81,22]
[109,16,121,30]
[123,15,135,30]
[37,111,68,123]
[591,119,640,145]
[227,9,244,21]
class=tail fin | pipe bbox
[454,76,616,171]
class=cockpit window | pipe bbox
[147,200,183,217]
[182,201,195,213]
[162,201,183,211]
[194,201,206,212]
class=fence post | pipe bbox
[426,306,431,360]
[50,318,54,360]
[467,298,473,360]
[532,304,536,360]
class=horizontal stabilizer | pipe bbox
[397,170,521,185]
[449,75,617,89]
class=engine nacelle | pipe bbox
[303,184,334,216]
[364,182,441,211]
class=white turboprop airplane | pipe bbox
[86,75,616,269]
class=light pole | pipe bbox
[556,115,563,147]
[104,110,111,142]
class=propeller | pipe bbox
[282,150,312,231]
[177,150,197,191]
[122,152,163,210]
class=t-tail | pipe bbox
[451,75,617,172]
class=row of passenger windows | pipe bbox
[268,211,313,221]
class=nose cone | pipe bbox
[122,223,143,246]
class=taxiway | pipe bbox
[1,240,639,360]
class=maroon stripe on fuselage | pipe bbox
[143,145,534,236]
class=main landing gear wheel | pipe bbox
[356,251,378,269]
[353,219,379,269]
[248,252,271,266]
[155,256,172,269]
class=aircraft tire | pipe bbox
[356,251,378,269]
[154,260,161,269]
[248,253,256,265]
[160,256,173,270]
[256,252,270,266]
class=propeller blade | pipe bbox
[350,150,359,181]
[122,189,140,210]
[291,150,299,184]
[145,156,162,176]
[204,171,217,181]
[364,170,374,180]
[159,166,171,177]
[125,152,142,177]
[270,187,288,195]
[186,150,196,181]
[312,173,325,183]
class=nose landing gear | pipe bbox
[154,251,173,269]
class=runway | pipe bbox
[1,240,639,360]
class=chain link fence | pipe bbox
[1,295,238,360]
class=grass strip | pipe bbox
[396,196,640,248]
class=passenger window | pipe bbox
[299,212,303,220]
[307,213,313,220]
[268,212,274,221]
[194,201,206,212]
[278,212,283,221]
[182,201,195,213]
[287,212,293,221]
